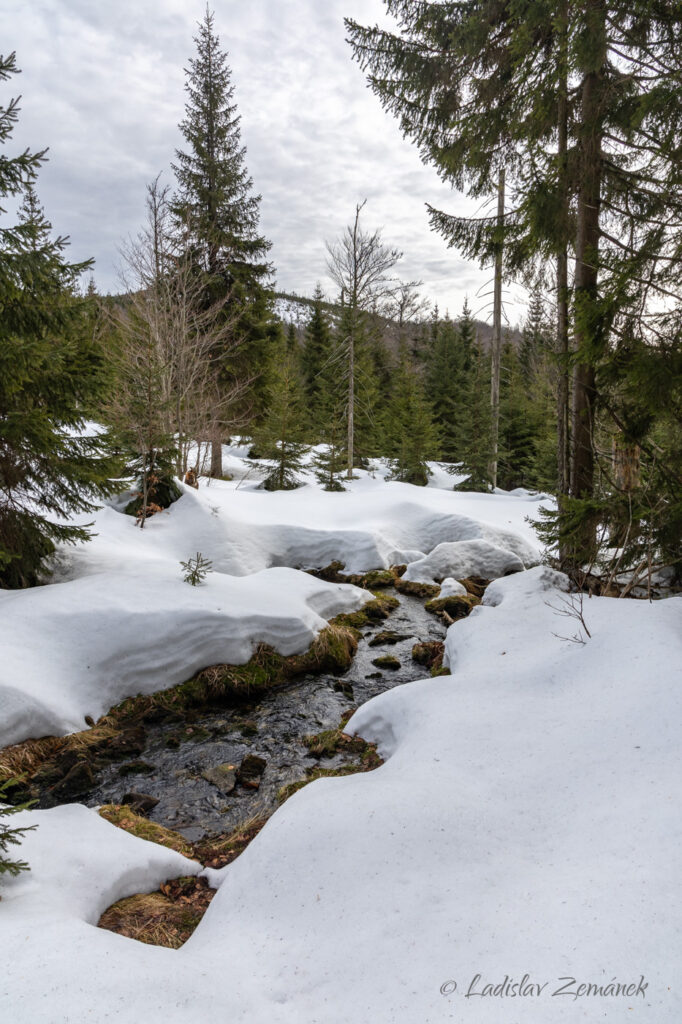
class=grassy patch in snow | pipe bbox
[394,578,441,598]
[96,807,268,948]
[98,804,194,857]
[98,876,213,949]
[424,593,480,620]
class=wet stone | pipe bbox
[118,760,155,777]
[368,631,412,647]
[49,761,95,800]
[371,655,401,670]
[237,755,267,789]
[122,792,159,814]
[202,764,238,795]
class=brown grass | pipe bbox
[0,736,66,785]
[98,877,214,949]
[98,805,194,858]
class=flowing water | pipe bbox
[86,594,446,841]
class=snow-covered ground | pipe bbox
[3,447,678,1023]
[0,447,545,747]
[2,565,680,1022]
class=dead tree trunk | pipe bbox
[210,432,223,478]
[488,167,505,489]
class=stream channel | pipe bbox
[86,594,446,841]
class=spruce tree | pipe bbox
[456,342,492,491]
[313,399,347,492]
[519,290,551,386]
[300,285,333,438]
[424,303,477,463]
[497,340,536,490]
[0,782,35,878]
[254,344,309,491]
[172,7,273,473]
[385,347,439,486]
[0,59,116,586]
[347,1,682,569]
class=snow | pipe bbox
[0,447,546,748]
[0,568,373,748]
[56,447,545,582]
[2,558,680,1022]
[435,576,468,598]
[3,443,677,1022]
[403,537,529,583]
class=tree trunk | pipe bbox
[347,328,355,480]
[210,432,223,478]
[556,0,570,504]
[569,1,606,565]
[488,167,505,489]
[557,250,570,495]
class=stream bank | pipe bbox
[86,592,447,840]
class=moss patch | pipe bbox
[424,594,480,620]
[371,654,401,670]
[459,577,489,599]
[279,714,383,803]
[193,816,268,871]
[333,593,399,630]
[277,765,364,803]
[394,578,441,599]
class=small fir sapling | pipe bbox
[180,551,213,585]
[0,782,36,882]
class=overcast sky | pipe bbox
[6,0,526,323]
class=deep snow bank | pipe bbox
[57,468,544,581]
[3,568,680,1023]
[1,462,545,748]
[0,568,371,748]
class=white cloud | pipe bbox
[4,0,527,322]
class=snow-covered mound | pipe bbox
[0,568,371,748]
[3,568,680,1023]
[403,537,527,583]
[436,576,468,598]
[0,450,547,748]
[58,463,545,582]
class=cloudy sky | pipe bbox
[6,0,526,323]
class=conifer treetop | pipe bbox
[172,7,271,282]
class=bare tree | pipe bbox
[109,178,252,520]
[326,200,401,477]
[385,279,430,350]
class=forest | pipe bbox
[2,4,680,596]
[1,4,681,1024]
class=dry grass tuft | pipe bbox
[98,805,194,858]
[0,736,66,784]
[98,877,213,949]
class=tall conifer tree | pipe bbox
[385,347,439,486]
[173,7,273,475]
[347,1,682,568]
[0,55,116,586]
[301,284,333,438]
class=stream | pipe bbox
[86,594,446,841]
